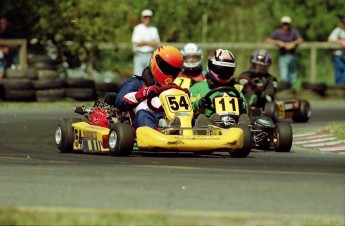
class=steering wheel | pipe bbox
[204,86,242,111]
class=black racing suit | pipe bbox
[237,71,277,109]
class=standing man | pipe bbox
[0,16,14,78]
[266,16,303,89]
[131,9,160,76]
[327,16,345,84]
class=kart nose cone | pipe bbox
[109,130,118,149]
[55,127,62,144]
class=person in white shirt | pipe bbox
[131,9,161,76]
[328,16,345,84]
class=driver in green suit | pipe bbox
[190,49,248,118]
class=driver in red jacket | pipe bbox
[115,45,188,131]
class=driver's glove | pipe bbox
[198,97,209,108]
[135,85,161,102]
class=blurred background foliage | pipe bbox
[1,0,344,82]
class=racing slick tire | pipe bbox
[56,118,82,153]
[109,123,134,156]
[238,114,252,126]
[229,124,251,158]
[292,100,311,123]
[274,122,292,152]
[264,102,279,123]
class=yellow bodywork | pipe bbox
[135,88,246,151]
[174,77,192,89]
[72,122,110,152]
[276,100,286,120]
[136,126,244,151]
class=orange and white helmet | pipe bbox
[150,45,183,85]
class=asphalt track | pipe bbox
[0,101,344,223]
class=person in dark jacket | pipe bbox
[115,45,187,131]
[237,49,278,109]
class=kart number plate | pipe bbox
[165,94,191,113]
[214,96,240,115]
[174,77,192,89]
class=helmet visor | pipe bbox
[183,55,201,64]
[210,61,235,83]
[155,54,181,78]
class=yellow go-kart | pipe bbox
[204,86,292,152]
[55,88,252,158]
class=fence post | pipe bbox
[310,46,317,83]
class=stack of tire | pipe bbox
[0,53,124,102]
[94,79,122,98]
[65,78,96,101]
[2,67,37,101]
[29,54,66,102]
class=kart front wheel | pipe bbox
[238,114,252,126]
[229,124,251,158]
[292,100,311,123]
[274,122,292,152]
[55,118,82,153]
[108,123,134,156]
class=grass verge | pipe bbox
[329,123,345,140]
[0,207,343,226]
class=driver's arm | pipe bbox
[263,76,278,98]
[238,90,249,114]
[190,82,210,111]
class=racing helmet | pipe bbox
[207,49,236,86]
[250,49,271,74]
[180,43,203,72]
[150,45,184,86]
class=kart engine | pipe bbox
[74,97,129,128]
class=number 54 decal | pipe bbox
[165,94,191,112]
[214,96,240,115]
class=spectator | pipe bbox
[327,16,345,84]
[131,9,160,76]
[266,16,303,89]
[0,16,13,78]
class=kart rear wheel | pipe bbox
[229,124,251,158]
[56,118,82,153]
[274,122,292,152]
[109,123,134,156]
[292,100,311,123]
[264,102,279,123]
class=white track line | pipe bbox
[293,134,333,141]
[318,146,345,152]
[302,140,345,148]
[293,132,317,138]
[293,137,337,145]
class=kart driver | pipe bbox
[237,49,278,108]
[177,43,206,85]
[190,49,248,118]
[115,45,188,131]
